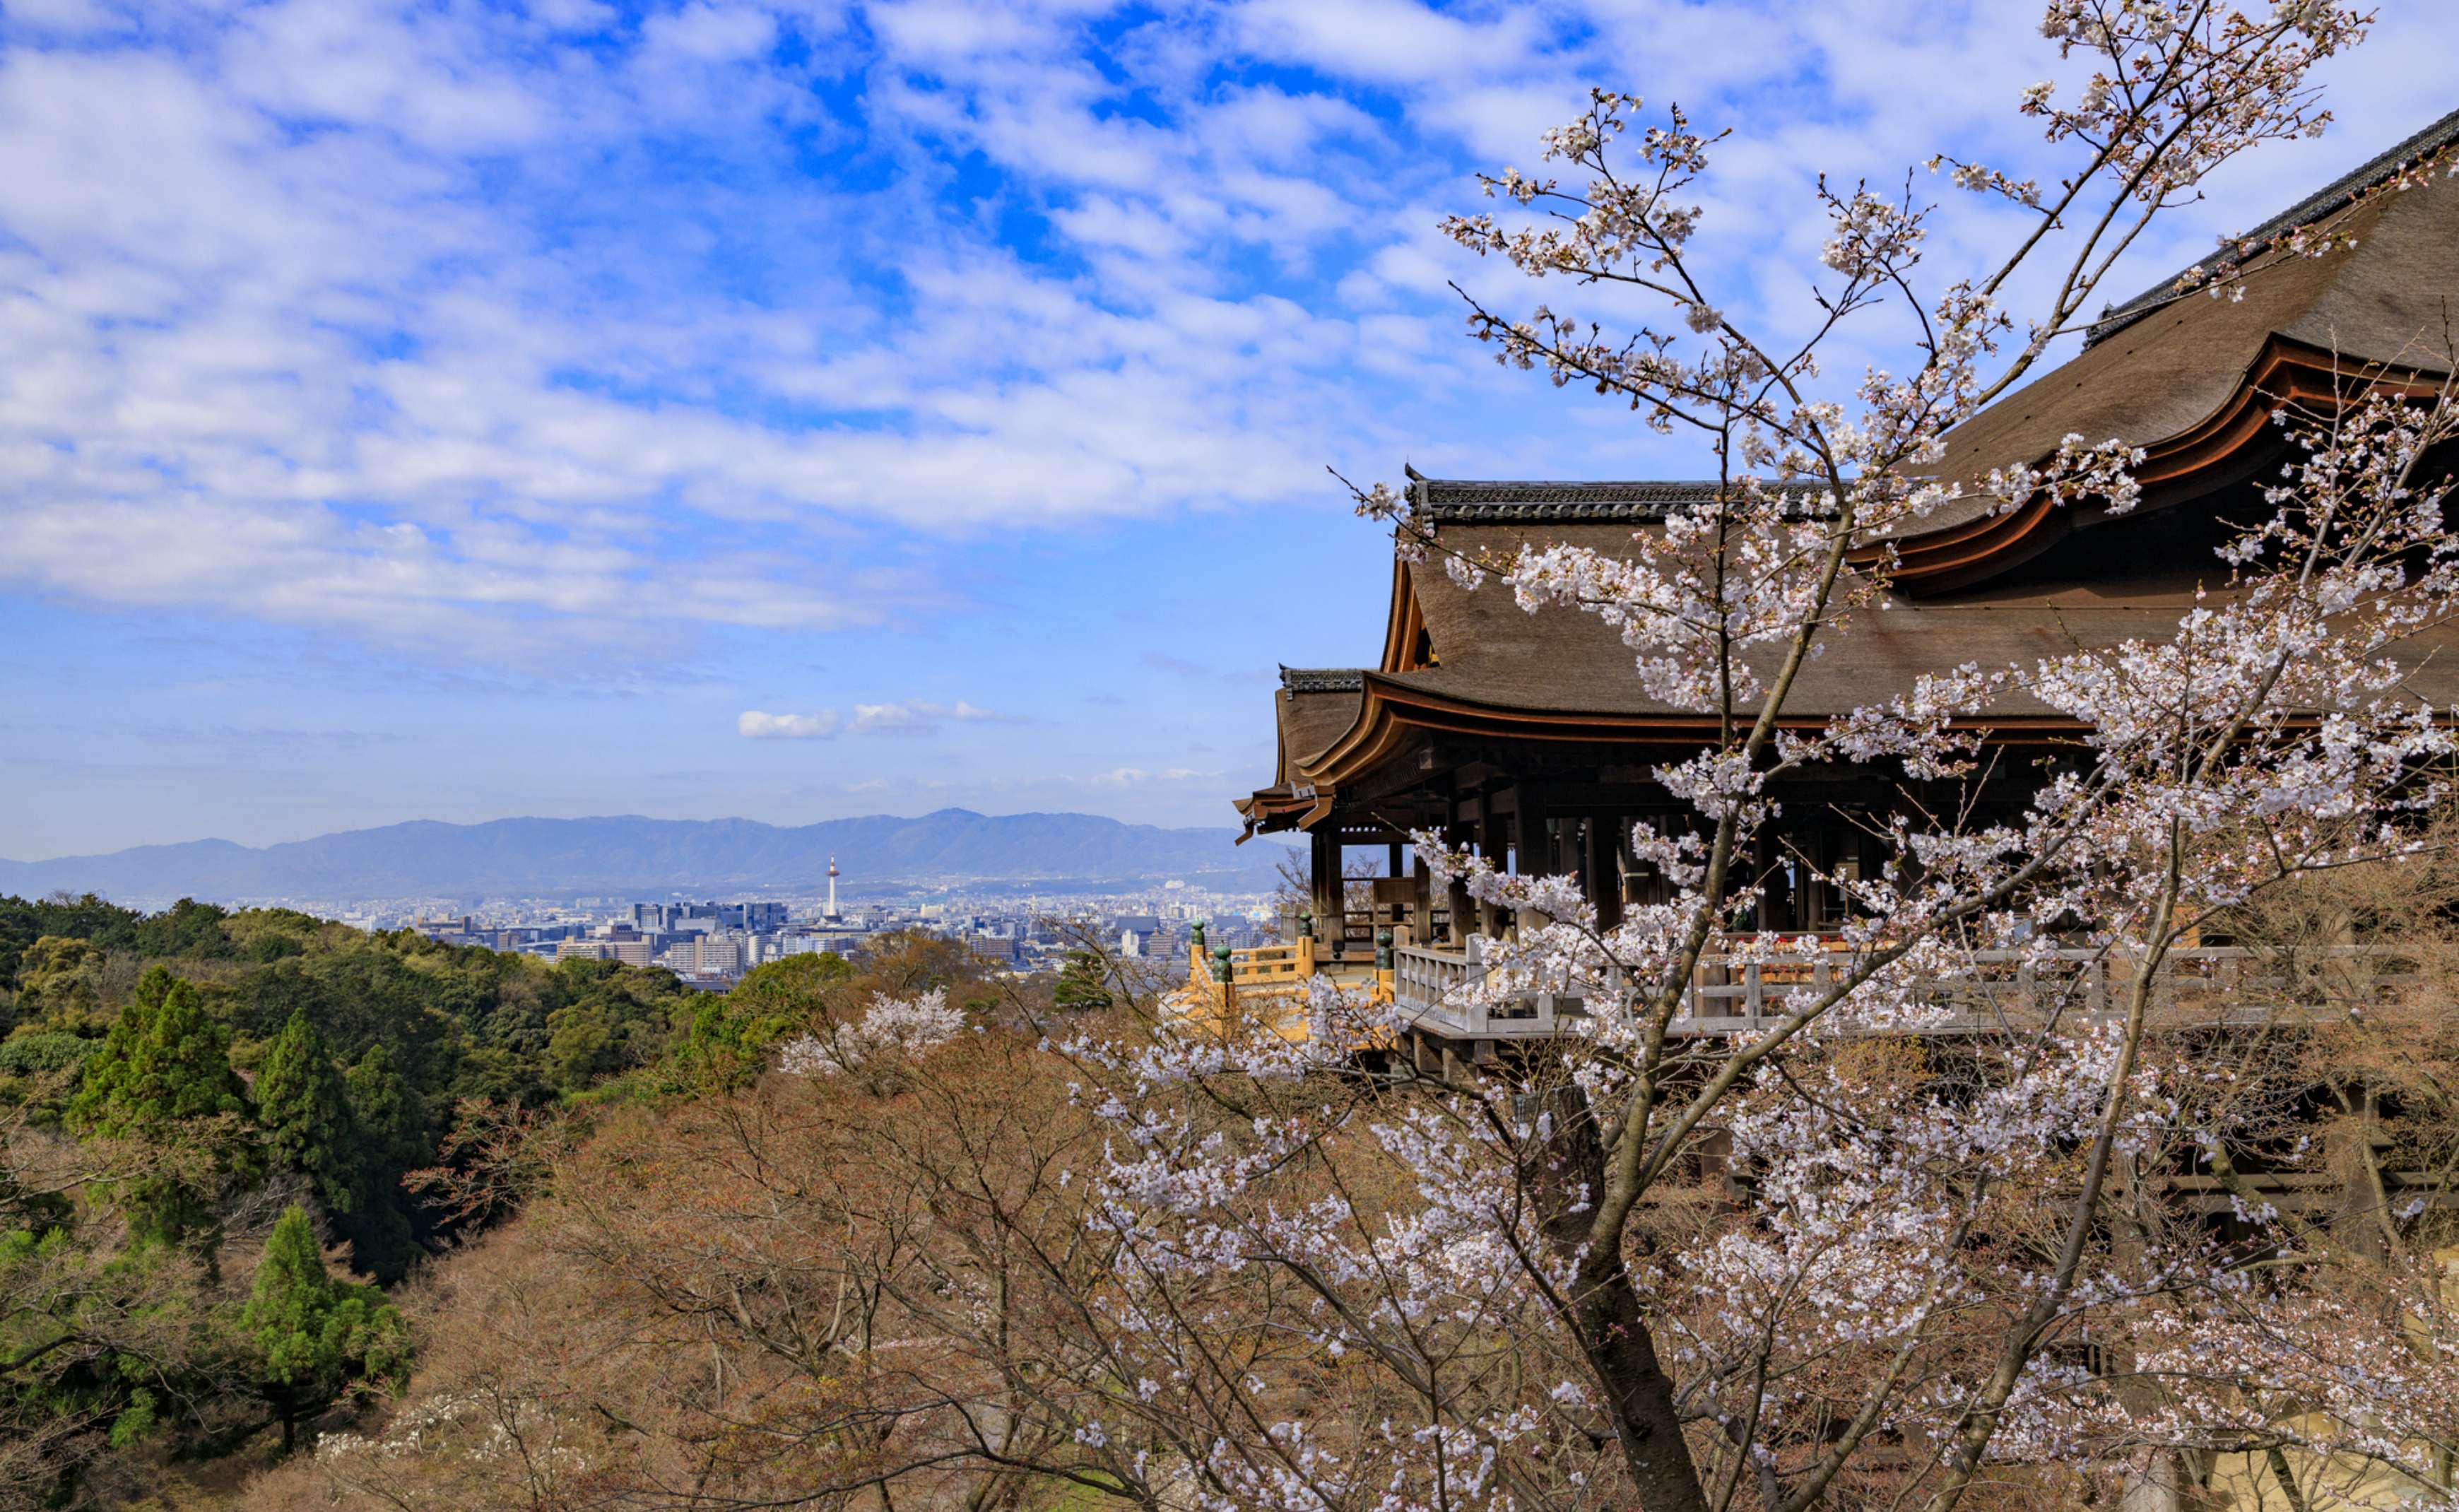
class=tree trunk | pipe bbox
[1529,1085,1713,1512]
[1573,1248,1714,1511]
[280,1404,296,1455]
[2118,1448,2182,1512]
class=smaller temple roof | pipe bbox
[1275,669,1364,781]
[1386,520,2270,722]
[1239,668,1366,827]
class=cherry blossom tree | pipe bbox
[775,986,965,1082]
[1056,4,2459,1510]
[265,8,2459,1511]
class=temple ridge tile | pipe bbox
[1411,478,1848,524]
[1415,478,1729,523]
[1280,666,1366,694]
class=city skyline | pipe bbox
[8,1,2459,858]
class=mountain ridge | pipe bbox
[0,809,1287,904]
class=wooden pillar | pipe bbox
[1754,827,1784,932]
[1509,781,1550,937]
[1309,826,1343,945]
[1589,815,1623,931]
[1445,824,1475,945]
[1383,839,1406,941]
[1479,803,1511,939]
[1509,781,1545,874]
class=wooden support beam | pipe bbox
[1588,814,1622,931]
[1446,822,1475,945]
[1511,779,1548,873]
[1309,826,1343,938]
[1480,804,1511,938]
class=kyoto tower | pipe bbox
[826,856,841,921]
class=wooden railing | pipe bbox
[1179,931,2407,1049]
[1391,943,1586,1038]
[1176,935,1323,1043]
[1175,933,1402,1045]
[1389,943,2410,1041]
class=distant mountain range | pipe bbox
[0,811,1293,906]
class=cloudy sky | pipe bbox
[3,0,2455,858]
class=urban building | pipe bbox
[688,933,747,976]
[1114,914,1162,957]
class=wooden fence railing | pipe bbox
[1176,933,1403,1044]
[1388,942,2412,1040]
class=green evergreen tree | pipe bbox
[1053,949,1114,1012]
[241,1205,411,1453]
[67,968,253,1244]
[69,968,244,1131]
[256,1010,354,1215]
[336,1044,425,1283]
[343,1042,424,1179]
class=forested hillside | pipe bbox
[0,892,993,1508]
[1,893,699,1280]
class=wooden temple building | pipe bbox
[1192,106,2459,1057]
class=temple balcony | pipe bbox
[1391,940,2411,1046]
[1176,913,2410,1053]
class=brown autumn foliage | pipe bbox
[246,963,1609,1509]
[238,829,2459,1512]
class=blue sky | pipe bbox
[4,0,2458,858]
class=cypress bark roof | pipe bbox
[1405,112,2459,549]
[1911,127,2459,539]
[1384,520,2459,722]
[2087,103,2459,346]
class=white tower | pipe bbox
[826,856,840,921]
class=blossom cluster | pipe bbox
[775,988,965,1077]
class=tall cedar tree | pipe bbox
[256,1010,355,1215]
[66,967,252,1244]
[1053,949,1113,1012]
[336,1044,425,1283]
[242,1205,410,1453]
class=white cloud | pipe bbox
[1,0,2453,661]
[741,700,1007,738]
[642,4,779,64]
[0,0,117,35]
[739,709,842,739]
[1230,0,1547,90]
[849,699,1009,733]
[1087,764,1218,786]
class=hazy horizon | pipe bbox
[2,803,1263,866]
